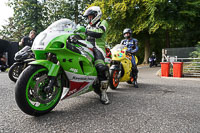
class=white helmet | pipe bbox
[83,6,102,25]
[123,28,132,39]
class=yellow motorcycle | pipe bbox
[109,44,138,89]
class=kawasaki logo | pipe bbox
[69,68,78,73]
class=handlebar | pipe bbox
[68,36,87,47]
[125,50,132,56]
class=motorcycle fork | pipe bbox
[44,53,60,93]
[44,76,57,93]
[117,70,121,79]
[117,63,123,79]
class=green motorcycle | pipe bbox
[15,19,110,116]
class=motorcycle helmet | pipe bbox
[123,28,132,39]
[83,6,102,25]
[152,52,155,56]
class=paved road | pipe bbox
[0,67,200,133]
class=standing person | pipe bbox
[0,53,7,72]
[19,30,36,47]
[83,6,110,105]
[120,28,139,88]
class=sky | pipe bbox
[0,0,14,29]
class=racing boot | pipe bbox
[133,75,138,88]
[96,64,110,105]
[132,66,139,88]
[100,80,110,105]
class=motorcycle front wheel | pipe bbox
[15,65,62,116]
[109,70,119,89]
[8,63,25,82]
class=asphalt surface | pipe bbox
[0,67,200,133]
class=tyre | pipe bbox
[15,65,62,116]
[109,70,119,89]
[8,63,25,82]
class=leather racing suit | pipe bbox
[120,38,139,82]
[85,20,109,82]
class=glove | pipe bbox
[126,49,131,53]
[126,49,132,56]
[74,26,86,33]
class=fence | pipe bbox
[162,47,200,77]
[178,58,200,77]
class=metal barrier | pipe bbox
[177,58,200,77]
[162,47,200,77]
[162,56,200,77]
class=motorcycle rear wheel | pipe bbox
[8,63,25,82]
[109,70,119,89]
[15,65,62,116]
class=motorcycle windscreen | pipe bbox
[32,19,76,50]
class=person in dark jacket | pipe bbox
[19,30,36,47]
[0,53,7,72]
[120,28,139,88]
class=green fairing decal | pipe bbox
[29,60,60,76]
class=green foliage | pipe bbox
[0,0,94,42]
[90,0,167,43]
[44,0,94,25]
[190,42,200,58]
[0,0,45,41]
[89,0,200,63]
[0,0,199,64]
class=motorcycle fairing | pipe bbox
[61,71,97,99]
[31,18,99,98]
[76,44,94,63]
[15,46,33,61]
[30,60,60,77]
[110,44,133,82]
[32,19,76,51]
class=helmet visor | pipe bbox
[124,32,131,39]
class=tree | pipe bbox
[89,0,160,63]
[0,0,45,41]
[190,42,200,58]
[0,0,95,42]
[88,0,200,64]
[68,0,95,24]
[0,0,199,64]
